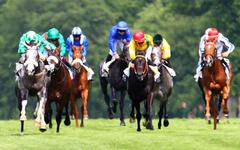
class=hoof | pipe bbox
[64,119,71,126]
[83,115,89,120]
[146,122,154,130]
[163,119,169,127]
[39,128,47,132]
[208,120,211,124]
[142,121,147,127]
[129,117,135,123]
[120,121,126,126]
[108,112,114,119]
[158,122,161,129]
[49,123,52,129]
[137,128,141,132]
[20,132,24,136]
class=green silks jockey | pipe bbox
[42,28,66,57]
[17,31,56,63]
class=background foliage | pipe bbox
[0,0,239,119]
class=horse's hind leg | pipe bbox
[70,95,79,127]
[119,90,126,126]
[163,100,169,127]
[100,77,113,119]
[158,101,164,129]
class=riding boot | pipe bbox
[101,54,112,77]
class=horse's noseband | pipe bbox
[134,55,148,80]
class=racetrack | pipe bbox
[0,118,239,150]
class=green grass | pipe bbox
[0,118,239,150]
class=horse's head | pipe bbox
[204,41,217,67]
[23,43,40,76]
[71,45,83,71]
[120,45,131,62]
[46,47,61,73]
[133,55,148,81]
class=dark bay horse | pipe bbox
[70,45,91,127]
[45,47,72,132]
[15,44,48,134]
[201,41,233,129]
[98,46,129,126]
[154,62,173,129]
[128,55,155,131]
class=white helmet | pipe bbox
[72,27,82,35]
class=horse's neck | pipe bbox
[212,59,225,74]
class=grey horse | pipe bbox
[154,63,173,129]
[15,44,48,134]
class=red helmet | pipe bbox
[207,28,219,40]
[133,31,145,43]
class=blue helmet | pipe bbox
[116,21,128,30]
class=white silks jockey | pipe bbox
[194,27,235,82]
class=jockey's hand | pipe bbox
[222,51,230,58]
[40,55,47,61]
[114,53,120,59]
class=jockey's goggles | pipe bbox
[48,38,59,42]
[73,34,81,38]
[117,29,126,33]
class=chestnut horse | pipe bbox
[201,41,232,129]
[45,47,72,132]
[71,45,90,127]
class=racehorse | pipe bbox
[201,41,233,129]
[98,46,129,126]
[15,43,48,134]
[44,47,73,132]
[128,54,155,131]
[153,59,173,129]
[70,45,91,127]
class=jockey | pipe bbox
[122,31,161,83]
[16,31,56,73]
[152,34,176,76]
[66,26,94,81]
[101,21,132,77]
[194,27,235,82]
[42,28,66,58]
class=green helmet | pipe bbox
[47,28,59,39]
[25,31,39,45]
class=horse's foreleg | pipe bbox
[20,99,28,121]
[100,78,113,118]
[119,90,126,126]
[64,101,71,126]
[204,90,212,123]
[35,95,46,129]
[56,103,64,133]
[135,102,142,132]
[129,102,135,123]
[81,89,89,120]
[111,87,118,113]
[158,101,164,129]
[146,93,154,130]
[222,86,229,117]
[33,99,40,118]
[163,100,169,127]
